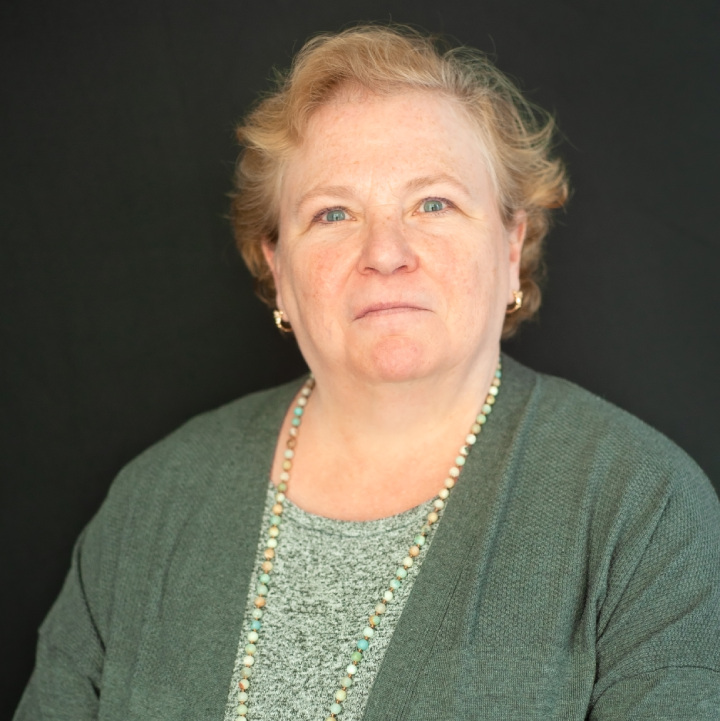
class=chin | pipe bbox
[359,336,438,383]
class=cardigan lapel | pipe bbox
[361,356,537,721]
[171,380,303,719]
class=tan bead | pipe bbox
[427,511,439,524]
[272,503,283,515]
[261,561,273,573]
[282,459,292,471]
[263,548,275,560]
[254,596,266,608]
[269,526,279,538]
[486,394,495,405]
[287,437,297,448]
[409,545,420,557]
[444,478,455,489]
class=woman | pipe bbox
[14,25,720,721]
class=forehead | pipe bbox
[281,89,497,193]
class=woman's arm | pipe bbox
[590,462,720,718]
[13,525,106,720]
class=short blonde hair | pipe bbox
[231,24,568,338]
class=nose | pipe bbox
[358,210,419,275]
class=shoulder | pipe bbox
[505,355,708,481]
[102,377,305,520]
[501,355,718,527]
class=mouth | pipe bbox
[355,302,428,320]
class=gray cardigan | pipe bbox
[15,356,720,719]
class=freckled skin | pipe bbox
[263,90,525,387]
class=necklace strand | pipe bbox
[233,359,502,720]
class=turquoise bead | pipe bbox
[270,515,282,525]
[330,702,343,714]
[251,620,262,631]
[482,403,492,414]
[293,406,303,416]
[351,651,363,663]
[259,574,270,584]
[342,675,353,687]
[495,369,502,378]
[236,703,248,715]
[396,567,408,579]
[370,615,381,626]
[291,417,301,427]
[357,638,369,651]
[414,535,425,546]
[257,583,268,596]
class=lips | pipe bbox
[354,301,428,320]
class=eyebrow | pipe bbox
[403,173,471,197]
[293,185,356,216]
[292,173,472,216]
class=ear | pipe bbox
[507,211,527,298]
[261,239,284,310]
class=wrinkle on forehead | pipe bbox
[279,88,502,228]
[306,85,501,196]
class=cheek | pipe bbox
[439,239,502,309]
[283,244,350,311]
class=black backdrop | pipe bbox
[2,0,718,715]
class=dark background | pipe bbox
[2,0,718,715]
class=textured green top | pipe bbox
[222,485,436,721]
[14,356,720,720]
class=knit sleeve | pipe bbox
[13,527,104,720]
[12,456,138,721]
[589,461,720,719]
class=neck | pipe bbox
[278,348,501,520]
[309,348,500,444]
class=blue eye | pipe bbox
[323,208,347,222]
[422,199,445,213]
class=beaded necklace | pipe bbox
[233,359,503,720]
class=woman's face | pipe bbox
[264,89,524,386]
